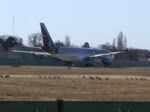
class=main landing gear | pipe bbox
[64,61,73,69]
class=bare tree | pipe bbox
[81,42,90,48]
[55,40,65,48]
[123,35,127,49]
[28,33,43,47]
[14,36,23,45]
[112,38,116,51]
[0,35,23,50]
[0,35,8,41]
[117,32,124,50]
[99,42,113,50]
[117,32,128,50]
[65,35,71,47]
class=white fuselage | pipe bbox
[50,47,114,62]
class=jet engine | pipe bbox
[101,55,114,67]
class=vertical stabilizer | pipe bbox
[40,22,56,51]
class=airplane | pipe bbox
[13,22,126,67]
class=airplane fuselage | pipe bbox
[50,47,114,62]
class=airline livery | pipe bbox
[13,22,126,67]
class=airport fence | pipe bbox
[0,101,149,112]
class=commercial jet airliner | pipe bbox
[13,22,126,67]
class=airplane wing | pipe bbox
[22,45,42,49]
[12,50,51,56]
[90,51,124,58]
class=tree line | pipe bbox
[0,32,150,61]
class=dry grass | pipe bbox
[0,66,149,101]
[0,66,150,76]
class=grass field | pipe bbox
[0,66,150,101]
[1,66,150,76]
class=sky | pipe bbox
[0,0,150,49]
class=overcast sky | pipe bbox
[0,0,150,49]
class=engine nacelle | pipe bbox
[101,56,114,66]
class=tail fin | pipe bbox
[40,22,56,51]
